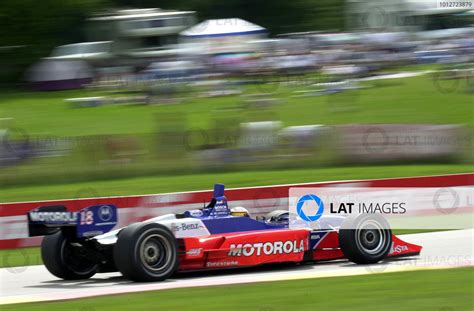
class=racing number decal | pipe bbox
[80,210,94,225]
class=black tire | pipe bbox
[339,214,392,264]
[113,223,179,282]
[41,230,97,280]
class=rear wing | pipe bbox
[27,204,118,238]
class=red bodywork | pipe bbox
[177,229,422,271]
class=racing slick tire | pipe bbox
[339,214,392,264]
[113,222,179,282]
[41,230,98,280]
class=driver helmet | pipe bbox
[230,206,251,218]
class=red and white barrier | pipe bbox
[0,173,472,249]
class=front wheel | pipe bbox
[41,230,97,280]
[339,214,392,264]
[113,223,179,282]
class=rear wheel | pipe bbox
[339,214,392,264]
[114,223,179,282]
[41,230,97,280]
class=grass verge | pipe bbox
[1,164,472,203]
[2,267,473,310]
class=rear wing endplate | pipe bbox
[27,204,118,238]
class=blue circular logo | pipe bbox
[296,194,324,222]
[99,205,113,222]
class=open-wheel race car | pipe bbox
[27,184,422,282]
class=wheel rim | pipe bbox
[139,233,173,273]
[60,240,97,275]
[355,219,387,255]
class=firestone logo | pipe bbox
[228,240,305,257]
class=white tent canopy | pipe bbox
[180,18,266,38]
[27,59,93,82]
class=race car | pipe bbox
[27,184,422,282]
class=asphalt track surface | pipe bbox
[1,229,472,305]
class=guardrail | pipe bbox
[0,173,472,249]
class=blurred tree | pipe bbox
[111,0,345,34]
[0,0,108,85]
[0,0,345,85]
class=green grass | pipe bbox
[0,73,473,188]
[2,267,473,310]
[0,247,42,268]
[1,163,472,202]
[1,74,473,137]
